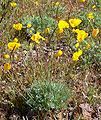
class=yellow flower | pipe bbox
[86,43,91,49]
[57,28,64,34]
[4,63,11,71]
[8,39,21,50]
[55,2,60,6]
[72,49,83,61]
[54,50,63,57]
[10,2,17,7]
[58,20,69,29]
[69,18,82,27]
[78,49,83,55]
[27,23,32,28]
[73,29,88,42]
[77,31,88,42]
[92,28,99,37]
[92,5,96,9]
[8,42,21,51]
[87,12,94,19]
[13,38,18,42]
[31,32,45,44]
[75,43,80,48]
[29,30,32,34]
[58,20,69,33]
[79,0,85,2]
[13,23,22,30]
[4,54,10,59]
[44,28,50,34]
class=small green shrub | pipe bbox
[25,80,71,111]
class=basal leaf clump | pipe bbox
[25,81,71,111]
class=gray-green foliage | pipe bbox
[82,42,101,65]
[21,15,57,34]
[25,81,71,111]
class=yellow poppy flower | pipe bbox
[44,28,50,34]
[77,49,83,56]
[87,12,94,19]
[86,43,91,49]
[27,23,32,28]
[8,38,21,51]
[58,20,69,33]
[4,63,11,71]
[72,49,83,61]
[13,23,22,30]
[75,43,80,48]
[69,18,82,28]
[54,50,63,57]
[13,38,18,42]
[31,32,45,44]
[92,5,96,9]
[10,2,17,7]
[4,54,10,59]
[92,28,99,37]
[77,31,88,42]
[73,29,88,42]
[58,20,69,29]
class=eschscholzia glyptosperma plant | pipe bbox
[0,1,100,119]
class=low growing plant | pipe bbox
[24,80,72,111]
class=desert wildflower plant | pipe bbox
[4,54,10,59]
[58,20,69,33]
[69,18,82,28]
[73,29,88,42]
[10,2,17,8]
[31,32,45,44]
[72,49,83,61]
[13,23,23,30]
[87,12,94,19]
[7,38,21,50]
[4,63,11,71]
[54,49,63,57]
[0,0,101,119]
